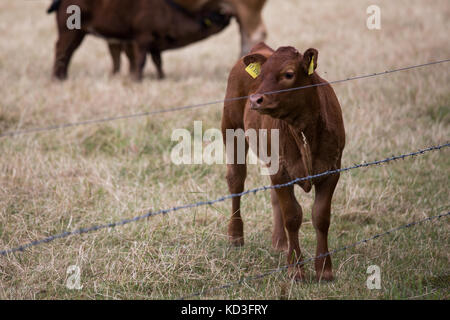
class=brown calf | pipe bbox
[221,43,345,281]
[47,0,231,80]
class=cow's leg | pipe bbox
[150,50,165,80]
[312,174,339,281]
[224,136,248,246]
[239,24,267,57]
[274,185,304,280]
[108,42,122,74]
[131,41,149,81]
[271,188,288,252]
[53,30,86,80]
[234,1,267,56]
[124,42,136,74]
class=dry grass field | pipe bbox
[0,0,449,299]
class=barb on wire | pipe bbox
[0,142,448,256]
[1,59,449,138]
[180,211,450,299]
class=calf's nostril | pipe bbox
[250,94,263,106]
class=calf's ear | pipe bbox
[301,48,318,75]
[243,53,267,67]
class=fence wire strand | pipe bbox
[1,59,449,138]
[1,142,448,256]
[180,211,450,299]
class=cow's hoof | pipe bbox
[131,73,143,82]
[272,238,288,252]
[229,236,244,247]
[316,270,334,282]
[52,72,67,81]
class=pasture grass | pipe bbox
[0,0,449,299]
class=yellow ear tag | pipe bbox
[245,62,261,79]
[308,57,315,75]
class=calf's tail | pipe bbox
[47,0,62,14]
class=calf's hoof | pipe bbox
[272,237,288,253]
[227,220,243,247]
[288,266,306,281]
[316,270,334,282]
[229,236,244,247]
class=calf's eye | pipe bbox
[284,72,295,80]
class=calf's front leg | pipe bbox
[312,174,339,281]
[274,185,305,280]
[270,188,288,252]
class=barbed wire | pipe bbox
[1,59,449,138]
[0,142,448,256]
[180,211,450,299]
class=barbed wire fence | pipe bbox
[1,142,448,257]
[0,59,449,138]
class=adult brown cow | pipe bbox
[47,0,231,80]
[222,43,345,281]
[108,0,267,77]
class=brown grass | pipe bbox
[0,0,449,299]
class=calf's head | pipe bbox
[244,46,319,123]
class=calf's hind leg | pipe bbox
[312,174,340,281]
[224,137,248,246]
